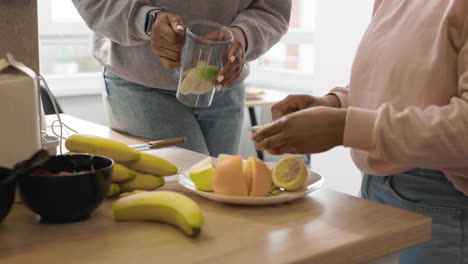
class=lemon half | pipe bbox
[271,155,308,191]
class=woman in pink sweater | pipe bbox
[252,0,468,263]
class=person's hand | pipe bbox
[150,12,185,68]
[214,27,247,90]
[271,94,341,120]
[251,107,347,155]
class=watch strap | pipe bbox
[145,7,166,36]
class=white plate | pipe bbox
[178,164,324,206]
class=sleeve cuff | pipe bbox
[134,5,157,42]
[328,86,349,108]
[343,107,377,151]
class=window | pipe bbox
[38,0,315,96]
[246,0,316,92]
[38,0,101,97]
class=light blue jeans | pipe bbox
[102,68,245,156]
[362,168,468,264]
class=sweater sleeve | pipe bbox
[343,37,468,170]
[72,0,155,46]
[230,0,291,61]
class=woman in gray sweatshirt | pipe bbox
[72,0,291,156]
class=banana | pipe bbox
[65,134,140,162]
[119,172,165,192]
[107,183,120,197]
[119,190,147,198]
[112,163,137,182]
[121,152,178,176]
[112,191,204,237]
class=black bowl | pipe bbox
[18,154,114,223]
[0,178,16,223]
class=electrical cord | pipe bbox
[38,75,80,155]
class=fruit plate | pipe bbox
[177,165,324,206]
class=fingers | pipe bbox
[271,102,291,121]
[225,42,242,66]
[251,119,283,144]
[152,13,184,43]
[152,37,183,52]
[219,69,242,90]
[156,22,184,44]
[203,29,231,41]
[271,96,299,120]
[151,12,184,68]
[215,44,244,89]
[255,133,286,152]
[214,27,247,90]
[216,61,242,89]
[159,57,181,68]
[271,94,317,120]
[167,14,184,33]
[153,47,180,61]
[269,144,291,155]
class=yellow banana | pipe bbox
[112,163,137,182]
[121,152,178,176]
[65,134,140,162]
[107,183,120,197]
[119,172,165,192]
[119,190,147,198]
[112,191,204,237]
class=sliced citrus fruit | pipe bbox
[217,153,233,164]
[271,155,308,191]
[189,157,215,191]
[179,60,219,95]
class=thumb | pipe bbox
[167,14,184,33]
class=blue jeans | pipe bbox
[102,68,245,156]
[362,168,468,264]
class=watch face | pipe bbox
[145,8,165,36]
[145,13,156,36]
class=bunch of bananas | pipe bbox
[65,134,203,237]
[65,134,177,197]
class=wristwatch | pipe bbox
[145,7,166,36]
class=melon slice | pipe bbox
[212,155,248,196]
[244,157,272,197]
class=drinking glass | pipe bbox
[176,20,233,108]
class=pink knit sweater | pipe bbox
[331,0,468,194]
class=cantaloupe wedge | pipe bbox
[244,157,272,197]
[211,155,272,197]
[243,158,254,195]
[212,155,248,196]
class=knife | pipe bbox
[131,137,187,151]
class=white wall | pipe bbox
[311,0,374,196]
[57,95,107,125]
[313,0,374,95]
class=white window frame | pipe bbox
[246,29,315,93]
[38,0,101,97]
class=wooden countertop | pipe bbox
[0,115,431,264]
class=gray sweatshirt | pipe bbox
[72,0,291,90]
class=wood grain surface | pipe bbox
[0,115,431,264]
